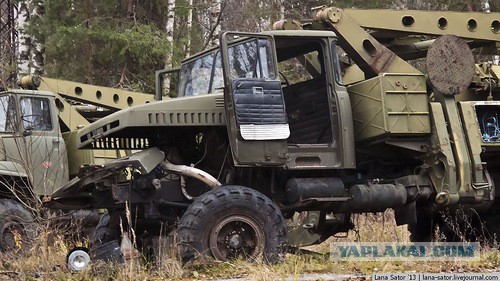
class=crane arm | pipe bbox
[343,8,500,42]
[39,78,154,111]
[275,7,499,80]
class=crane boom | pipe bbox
[275,7,499,84]
[343,8,500,42]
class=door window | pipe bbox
[228,38,276,79]
[20,97,52,131]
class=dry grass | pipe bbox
[1,210,499,280]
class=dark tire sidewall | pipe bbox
[0,199,36,252]
[177,186,288,263]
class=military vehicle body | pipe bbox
[0,77,154,251]
[45,7,500,262]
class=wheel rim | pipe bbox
[209,215,265,261]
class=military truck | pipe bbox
[44,7,500,264]
[0,76,154,251]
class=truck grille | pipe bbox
[90,137,149,149]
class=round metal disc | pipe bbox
[426,35,474,96]
[67,249,91,271]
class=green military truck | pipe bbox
[0,84,69,251]
[0,76,154,251]
[45,7,500,264]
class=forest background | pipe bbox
[0,0,497,94]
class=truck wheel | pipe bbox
[92,213,116,246]
[90,212,125,264]
[176,186,288,263]
[0,199,37,252]
[92,211,133,246]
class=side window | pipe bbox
[178,53,215,97]
[0,95,17,132]
[20,97,52,131]
[228,38,276,79]
[332,43,344,84]
[278,50,322,85]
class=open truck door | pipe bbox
[220,32,289,166]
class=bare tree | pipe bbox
[16,0,44,77]
[186,0,194,57]
[164,0,176,94]
[209,0,221,46]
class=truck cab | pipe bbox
[0,88,68,197]
[178,30,356,169]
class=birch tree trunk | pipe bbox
[209,0,221,47]
[279,0,285,20]
[257,0,270,31]
[197,0,210,47]
[164,0,175,95]
[185,0,193,57]
[481,0,490,12]
[16,0,44,77]
[17,0,30,76]
[30,0,44,76]
[127,0,136,19]
[0,1,17,85]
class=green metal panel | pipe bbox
[426,102,459,205]
[433,94,474,201]
[347,73,430,142]
[458,101,487,200]
[345,9,500,42]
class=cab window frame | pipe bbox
[20,97,53,132]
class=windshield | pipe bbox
[0,95,18,133]
[178,51,223,97]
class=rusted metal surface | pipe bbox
[272,19,302,30]
[313,6,420,78]
[426,35,474,96]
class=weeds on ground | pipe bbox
[1,210,500,280]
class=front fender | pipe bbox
[44,147,165,210]
[0,161,28,178]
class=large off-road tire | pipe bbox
[92,211,157,263]
[90,212,125,263]
[176,185,288,263]
[0,199,37,252]
[92,213,115,246]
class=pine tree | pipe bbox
[29,0,172,93]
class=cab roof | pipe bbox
[1,89,55,97]
[181,30,338,64]
[262,30,337,38]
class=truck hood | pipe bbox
[77,93,225,149]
